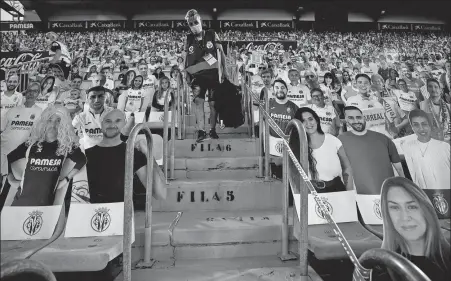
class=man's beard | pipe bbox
[349,121,366,132]
[103,128,120,138]
[7,85,16,91]
[275,92,287,100]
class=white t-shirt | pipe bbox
[394,90,418,112]
[309,104,337,135]
[1,90,23,130]
[148,63,160,73]
[0,105,42,154]
[72,107,114,150]
[287,83,311,107]
[34,91,57,110]
[400,138,450,190]
[346,94,383,109]
[311,134,343,181]
[120,88,149,113]
[361,65,375,76]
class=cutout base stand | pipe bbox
[135,259,156,269]
[279,253,297,261]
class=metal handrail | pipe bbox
[358,249,431,281]
[124,123,155,281]
[163,88,177,183]
[242,73,270,180]
[0,259,56,281]
[284,119,309,278]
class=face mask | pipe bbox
[190,23,202,34]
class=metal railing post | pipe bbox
[176,79,182,140]
[124,123,155,280]
[181,78,186,139]
[284,120,309,279]
[170,98,176,180]
[162,91,172,184]
[264,86,271,181]
[281,145,290,258]
[257,96,264,178]
[249,77,255,138]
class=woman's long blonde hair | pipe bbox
[381,177,450,269]
[156,76,172,100]
[26,105,79,156]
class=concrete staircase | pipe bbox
[116,102,321,280]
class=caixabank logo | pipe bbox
[259,21,292,29]
[413,24,442,31]
[174,20,210,29]
[136,21,172,29]
[88,21,124,29]
[380,23,411,31]
[221,21,257,29]
[50,21,86,29]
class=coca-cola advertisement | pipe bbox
[412,24,444,32]
[378,23,412,31]
[220,20,258,30]
[0,52,50,72]
[1,22,39,31]
[258,21,293,30]
[87,21,125,29]
[173,20,210,31]
[222,41,297,54]
[49,21,86,30]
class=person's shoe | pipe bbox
[209,129,219,139]
[196,130,207,143]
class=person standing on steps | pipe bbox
[183,9,228,142]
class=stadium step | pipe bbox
[184,125,249,135]
[171,138,258,158]
[114,256,323,281]
[172,169,260,181]
[152,177,282,212]
[132,209,296,262]
[174,156,258,171]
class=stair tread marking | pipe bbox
[115,257,322,281]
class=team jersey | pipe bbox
[1,105,42,155]
[35,91,57,110]
[72,106,114,149]
[50,41,71,65]
[63,98,83,110]
[1,91,23,129]
[394,90,418,112]
[287,83,311,107]
[8,141,85,206]
[103,79,115,91]
[148,63,161,73]
[346,94,384,109]
[143,76,157,90]
[361,66,375,76]
[268,99,299,138]
[404,77,423,96]
[309,104,337,135]
[122,88,148,112]
[341,85,359,102]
